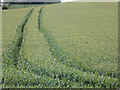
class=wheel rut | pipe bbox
[3,8,34,67]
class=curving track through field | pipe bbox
[2,3,118,88]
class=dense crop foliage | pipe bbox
[42,2,118,78]
[2,2,118,88]
[40,2,118,87]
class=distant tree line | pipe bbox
[8,2,61,4]
[1,2,61,10]
[2,3,11,10]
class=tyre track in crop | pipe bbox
[16,7,83,87]
[3,7,74,87]
[3,8,34,67]
[37,6,118,88]
[3,8,34,86]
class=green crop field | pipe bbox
[2,2,118,88]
